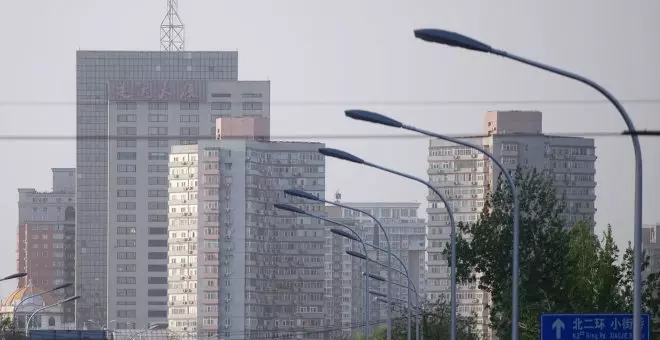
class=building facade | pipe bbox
[426,110,597,338]
[642,223,660,276]
[167,129,326,339]
[17,168,76,324]
[326,201,427,326]
[75,50,269,328]
[322,206,367,340]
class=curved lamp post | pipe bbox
[273,203,372,340]
[25,295,80,335]
[318,147,459,340]
[13,282,73,329]
[282,188,394,340]
[87,319,116,330]
[413,28,643,340]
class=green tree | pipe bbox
[447,167,571,339]
[351,299,480,340]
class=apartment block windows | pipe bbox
[211,102,231,111]
[117,139,137,148]
[180,115,199,123]
[117,189,136,197]
[117,152,137,160]
[117,127,137,136]
[180,127,199,136]
[180,102,199,110]
[148,127,168,136]
[117,164,137,173]
[116,102,137,110]
[148,140,169,148]
[148,152,168,161]
[242,102,262,111]
[148,102,168,110]
[117,114,137,122]
[148,114,168,122]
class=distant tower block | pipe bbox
[160,0,185,51]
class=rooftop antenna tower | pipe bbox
[160,0,185,51]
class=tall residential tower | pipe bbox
[426,110,597,338]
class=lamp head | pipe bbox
[283,189,319,201]
[345,109,403,128]
[414,29,493,53]
[318,148,365,164]
[274,203,305,215]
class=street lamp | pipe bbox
[13,282,73,329]
[25,295,80,335]
[0,272,27,282]
[283,188,395,340]
[317,147,459,340]
[414,28,644,340]
[273,203,372,340]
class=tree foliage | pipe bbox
[445,166,660,339]
[351,299,481,340]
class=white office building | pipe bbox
[426,110,597,339]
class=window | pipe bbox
[148,190,168,197]
[117,127,137,136]
[148,227,167,235]
[148,177,167,185]
[148,214,167,222]
[180,127,199,136]
[242,93,262,98]
[148,276,167,284]
[117,276,137,284]
[117,177,137,185]
[148,201,167,210]
[117,139,137,148]
[148,165,168,173]
[117,227,136,235]
[180,115,200,123]
[148,114,168,122]
[116,239,137,247]
[116,310,137,318]
[211,102,231,110]
[117,102,137,110]
[117,202,136,210]
[148,127,168,135]
[117,252,137,259]
[242,102,263,110]
[148,102,168,110]
[148,239,167,247]
[148,139,168,148]
[117,264,137,272]
[117,114,137,122]
[117,189,136,197]
[148,264,167,272]
[117,215,136,222]
[117,152,137,160]
[148,152,168,161]
[211,93,231,98]
[180,102,199,110]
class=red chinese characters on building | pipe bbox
[179,81,200,101]
[113,81,133,101]
[134,81,153,100]
[157,81,174,101]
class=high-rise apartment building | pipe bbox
[322,206,367,340]
[166,118,326,339]
[75,50,269,328]
[17,168,76,323]
[326,201,426,326]
[642,223,660,276]
[426,110,597,338]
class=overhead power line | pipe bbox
[0,98,658,107]
[0,131,658,141]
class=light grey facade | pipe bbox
[426,110,597,339]
[167,140,326,340]
[642,223,660,277]
[327,202,427,328]
[75,50,271,328]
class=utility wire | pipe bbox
[0,131,658,141]
[0,98,659,106]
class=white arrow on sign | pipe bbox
[551,319,566,339]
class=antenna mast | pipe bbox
[160,0,185,51]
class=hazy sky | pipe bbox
[1,0,658,297]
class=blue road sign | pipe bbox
[540,313,651,340]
